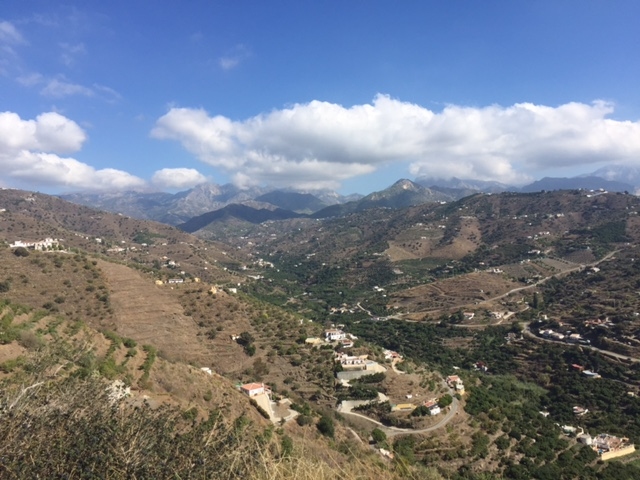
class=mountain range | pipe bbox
[61,164,638,230]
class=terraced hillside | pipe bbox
[98,260,212,366]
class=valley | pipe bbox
[2,187,640,479]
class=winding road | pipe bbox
[522,323,640,363]
[338,251,623,437]
[392,250,621,324]
[338,383,459,437]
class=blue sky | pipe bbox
[1,1,639,195]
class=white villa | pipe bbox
[10,238,60,251]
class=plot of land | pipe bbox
[385,217,481,262]
[97,260,210,366]
[389,272,523,314]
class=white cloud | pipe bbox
[59,42,86,66]
[0,20,26,73]
[16,72,44,86]
[41,77,94,98]
[0,111,86,153]
[152,95,640,188]
[19,73,121,101]
[151,168,207,189]
[6,151,145,191]
[0,110,144,192]
[219,44,250,71]
[0,21,26,45]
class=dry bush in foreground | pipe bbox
[0,375,422,480]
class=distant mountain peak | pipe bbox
[393,179,420,190]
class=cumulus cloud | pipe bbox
[0,111,145,191]
[151,168,207,189]
[152,95,640,188]
[0,111,86,153]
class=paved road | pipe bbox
[522,323,640,364]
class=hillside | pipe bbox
[217,190,640,322]
[179,203,306,233]
[0,188,251,284]
[0,248,410,479]
[5,188,640,478]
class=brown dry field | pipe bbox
[97,258,316,385]
[98,259,218,367]
[431,217,481,260]
[381,368,445,406]
[385,217,481,262]
[389,271,523,314]
[0,250,114,324]
[0,342,26,364]
[0,301,269,426]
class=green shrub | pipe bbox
[371,428,387,443]
[0,356,25,373]
[250,399,271,419]
[317,414,334,438]
[296,415,314,426]
[281,435,294,457]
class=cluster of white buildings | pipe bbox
[563,427,635,461]
[539,329,590,345]
[335,353,369,370]
[9,238,60,251]
[325,328,346,342]
[588,433,635,460]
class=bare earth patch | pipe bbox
[97,260,210,366]
[389,272,523,314]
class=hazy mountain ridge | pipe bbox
[520,176,634,193]
[60,165,639,230]
[61,184,356,225]
[416,176,512,194]
[254,191,329,213]
[179,204,306,233]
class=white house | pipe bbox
[10,237,59,251]
[240,382,267,397]
[423,399,441,416]
[325,329,346,341]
